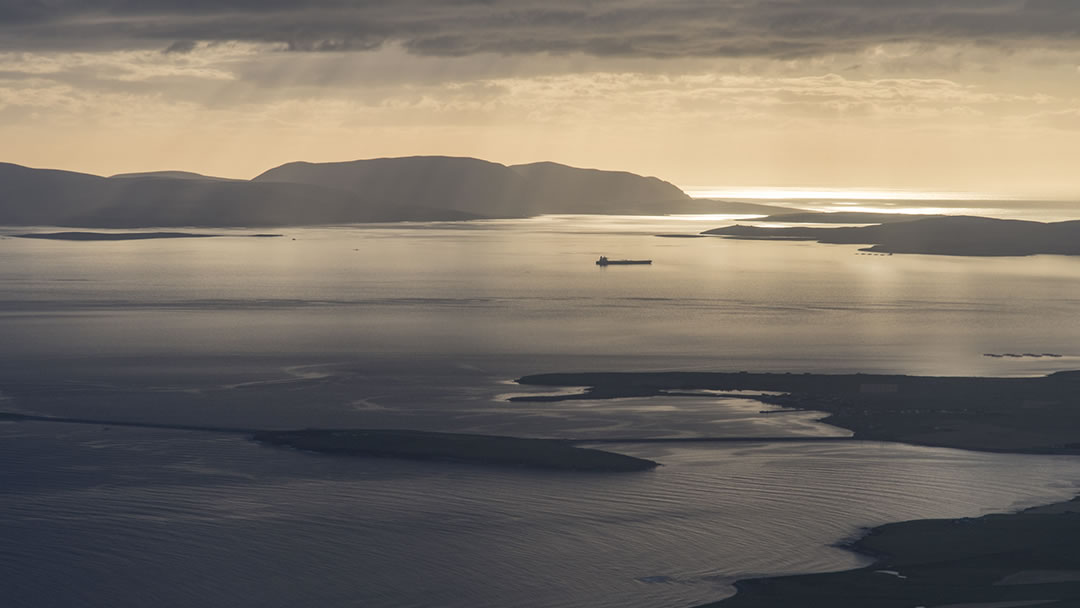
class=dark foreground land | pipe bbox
[251,429,659,472]
[515,370,1080,454]
[707,499,1080,608]
[516,370,1080,606]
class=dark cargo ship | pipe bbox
[596,256,652,266]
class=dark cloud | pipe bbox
[1,1,1079,57]
[162,39,197,54]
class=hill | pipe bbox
[0,163,475,227]
[507,161,693,214]
[109,170,239,182]
[254,155,690,216]
[254,156,532,217]
[2,156,700,227]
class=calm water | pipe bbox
[3,210,1080,607]
[3,424,1080,608]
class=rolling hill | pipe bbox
[1,156,699,227]
[253,156,691,216]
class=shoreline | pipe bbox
[8,368,1080,604]
[514,370,1080,455]
[699,494,1080,607]
[514,370,1080,606]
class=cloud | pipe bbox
[0,46,243,83]
[162,40,198,54]
[1,1,1080,58]
[1032,108,1080,130]
[2,61,1052,137]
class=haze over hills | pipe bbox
[1,156,706,228]
[704,215,1080,256]
[109,171,240,182]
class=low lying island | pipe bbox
[0,413,659,473]
[252,428,660,472]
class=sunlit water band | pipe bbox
[682,186,1032,201]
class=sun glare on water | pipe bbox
[682,186,1010,202]
[678,186,1037,218]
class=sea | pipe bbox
[2,193,1080,608]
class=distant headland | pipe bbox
[0,157,810,229]
[516,369,1080,605]
[703,215,1080,257]
[0,157,820,228]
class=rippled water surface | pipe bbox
[3,213,1080,607]
[3,423,1080,608]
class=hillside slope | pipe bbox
[0,163,474,227]
[255,155,690,216]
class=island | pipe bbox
[0,411,659,472]
[702,215,1080,256]
[12,232,281,241]
[250,428,660,472]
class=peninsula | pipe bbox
[514,370,1080,454]
[515,370,1080,606]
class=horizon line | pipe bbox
[680,186,1079,202]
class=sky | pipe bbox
[1,0,1079,195]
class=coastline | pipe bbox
[514,370,1080,606]
[699,495,1080,608]
[514,371,1080,455]
[7,368,1079,604]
